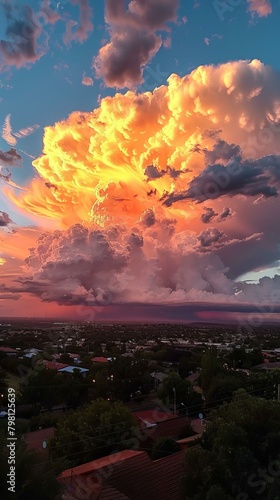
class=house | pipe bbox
[150,371,167,390]
[57,366,89,378]
[60,449,185,500]
[39,360,69,371]
[133,410,188,446]
[0,346,18,357]
[23,427,55,455]
[176,433,202,450]
[52,353,81,363]
[91,356,110,364]
[23,348,42,358]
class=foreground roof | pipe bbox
[60,449,185,500]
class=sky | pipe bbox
[1,0,280,324]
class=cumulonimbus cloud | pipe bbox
[8,59,280,228]
[94,0,179,87]
[4,59,280,309]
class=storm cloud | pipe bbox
[163,154,280,206]
[94,0,179,87]
[0,1,42,70]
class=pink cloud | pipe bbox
[63,0,93,44]
[40,0,61,24]
[247,0,272,17]
[2,115,16,146]
[82,74,94,86]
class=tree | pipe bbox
[50,399,135,466]
[0,431,62,499]
[205,485,234,500]
[200,347,221,392]
[110,357,152,402]
[159,372,202,412]
[19,368,64,410]
[59,353,72,364]
[182,390,280,499]
[182,446,213,498]
[151,437,180,460]
[205,373,245,407]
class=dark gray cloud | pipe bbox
[204,139,241,164]
[140,208,156,227]
[45,181,58,191]
[144,164,183,181]
[0,1,42,69]
[201,207,217,224]
[198,227,224,247]
[94,0,178,87]
[0,148,21,164]
[145,164,166,180]
[168,166,182,179]
[0,211,14,227]
[218,207,233,222]
[0,293,20,300]
[163,154,280,206]
[0,147,21,184]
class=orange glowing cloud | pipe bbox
[6,60,280,231]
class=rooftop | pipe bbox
[91,356,110,363]
[60,449,185,500]
[0,346,18,353]
[23,427,55,453]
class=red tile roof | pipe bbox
[60,450,146,480]
[23,427,55,453]
[60,449,185,500]
[176,434,202,447]
[191,418,205,434]
[0,346,18,353]
[134,412,188,442]
[133,410,175,424]
[91,356,109,363]
[40,360,69,370]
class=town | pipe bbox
[1,319,280,498]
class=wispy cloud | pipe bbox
[14,124,40,139]
[2,115,40,145]
[204,34,223,46]
[63,0,93,45]
[2,115,17,146]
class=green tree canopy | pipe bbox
[159,372,202,412]
[183,390,280,500]
[50,398,136,467]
